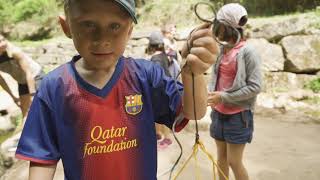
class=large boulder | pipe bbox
[125,46,148,59]
[0,132,21,162]
[35,42,77,67]
[257,90,318,111]
[175,27,195,41]
[21,39,77,70]
[131,30,151,40]
[6,19,57,41]
[281,35,320,73]
[0,153,5,177]
[128,38,149,47]
[0,160,29,180]
[0,132,24,178]
[126,38,149,58]
[247,16,312,42]
[262,72,318,93]
[0,116,15,136]
[305,28,320,36]
[0,74,19,114]
[247,38,285,72]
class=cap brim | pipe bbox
[115,0,138,24]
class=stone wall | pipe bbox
[17,16,320,111]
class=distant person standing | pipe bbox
[0,34,44,120]
[161,23,182,64]
[146,31,174,149]
[161,23,181,80]
[147,31,171,77]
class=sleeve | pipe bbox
[148,64,189,132]
[208,62,218,92]
[173,60,181,74]
[15,93,60,165]
[208,46,223,92]
[220,47,262,103]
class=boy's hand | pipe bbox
[181,23,219,75]
[207,91,222,108]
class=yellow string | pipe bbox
[173,140,229,180]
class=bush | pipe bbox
[0,0,58,25]
[209,0,320,16]
[242,0,320,15]
[0,0,59,40]
[305,78,320,93]
[15,0,46,21]
[0,0,15,24]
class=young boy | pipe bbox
[15,0,218,179]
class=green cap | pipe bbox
[115,0,137,24]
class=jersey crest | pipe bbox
[125,94,143,115]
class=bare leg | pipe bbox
[155,123,163,140]
[19,94,32,118]
[227,143,249,180]
[161,125,170,139]
[215,139,229,180]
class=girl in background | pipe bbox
[208,3,262,180]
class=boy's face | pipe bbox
[60,0,133,69]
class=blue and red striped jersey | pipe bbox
[16,55,188,180]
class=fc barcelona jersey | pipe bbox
[16,55,188,180]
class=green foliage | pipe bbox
[136,0,214,30]
[0,0,59,25]
[0,131,14,144]
[13,114,23,127]
[305,78,320,93]
[14,0,54,22]
[210,0,320,16]
[0,114,21,144]
[312,7,320,28]
[303,96,320,104]
[243,0,319,15]
[136,0,319,30]
[0,0,15,24]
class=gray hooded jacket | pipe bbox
[208,44,262,110]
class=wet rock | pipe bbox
[281,35,320,73]
[7,19,56,40]
[0,116,15,136]
[257,90,318,112]
[248,16,312,42]
[247,38,285,71]
[262,72,318,93]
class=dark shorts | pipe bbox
[18,70,45,96]
[210,110,254,144]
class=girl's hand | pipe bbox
[207,91,222,108]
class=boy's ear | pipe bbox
[58,15,72,39]
[127,24,134,40]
